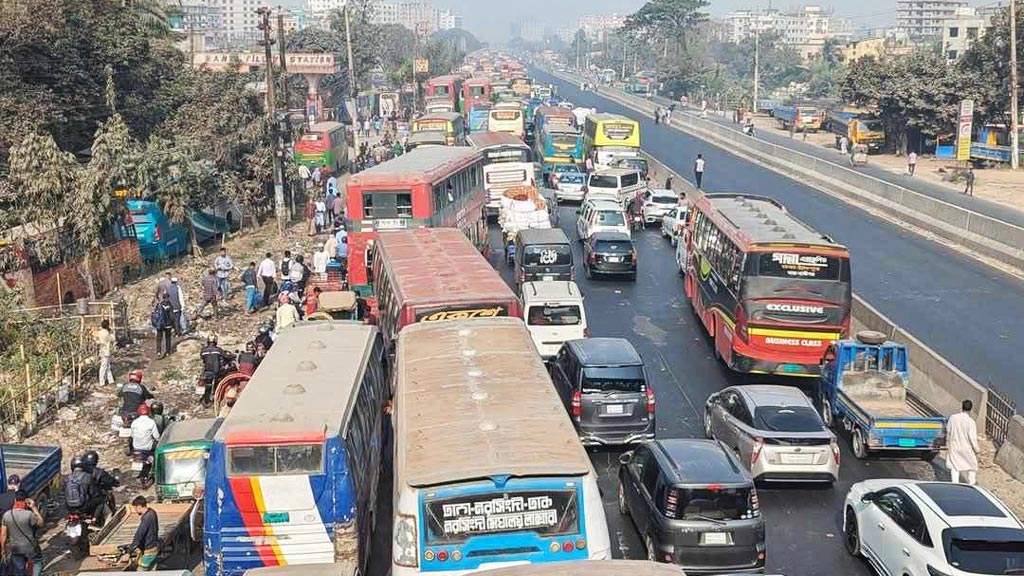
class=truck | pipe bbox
[818,331,946,461]
[825,110,886,153]
[1,444,62,504]
[498,186,552,265]
[78,501,198,571]
[772,104,822,132]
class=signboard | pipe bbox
[603,123,636,140]
[192,52,339,74]
[415,303,509,323]
[414,58,430,74]
[424,490,578,541]
[957,99,974,162]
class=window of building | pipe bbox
[948,26,958,37]
[947,49,958,60]
[966,27,979,40]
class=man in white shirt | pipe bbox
[258,252,277,308]
[213,248,234,301]
[94,319,116,386]
[276,294,300,330]
[694,154,706,190]
[130,404,160,483]
[946,399,980,485]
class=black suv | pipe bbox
[617,439,766,574]
[584,232,637,281]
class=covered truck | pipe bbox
[498,185,552,265]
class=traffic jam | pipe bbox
[78,51,1023,576]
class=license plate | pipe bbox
[375,218,408,230]
[66,524,82,538]
[702,532,729,545]
[606,256,622,263]
[180,483,195,497]
[605,404,625,415]
[898,438,917,448]
[131,461,144,471]
[118,427,132,438]
[781,453,815,465]
[542,275,554,281]
[194,384,205,396]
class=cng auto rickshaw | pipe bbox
[154,418,221,503]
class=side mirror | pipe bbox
[575,209,581,214]
[861,492,876,503]
[618,452,633,466]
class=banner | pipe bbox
[956,99,974,162]
[414,58,430,74]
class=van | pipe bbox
[550,338,656,446]
[586,168,645,204]
[126,199,241,262]
[514,228,573,291]
[521,281,587,359]
[577,198,630,241]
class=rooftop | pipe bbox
[706,193,841,247]
[567,337,641,366]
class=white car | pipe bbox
[553,171,587,202]
[642,188,679,224]
[576,198,630,241]
[660,205,688,245]
[844,479,1024,576]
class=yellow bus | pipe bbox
[583,113,641,167]
[411,112,467,146]
[488,102,525,139]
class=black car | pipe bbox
[584,232,636,281]
[618,439,766,574]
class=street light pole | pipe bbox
[1011,0,1020,170]
[257,6,286,236]
[753,26,760,111]
[342,1,360,156]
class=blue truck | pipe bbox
[1,444,63,503]
[818,331,945,460]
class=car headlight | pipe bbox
[393,514,418,567]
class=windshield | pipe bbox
[228,444,323,475]
[523,244,572,266]
[589,175,618,188]
[423,488,580,544]
[756,252,844,281]
[582,365,644,393]
[947,535,1024,574]
[861,120,884,132]
[669,487,756,521]
[433,85,451,96]
[753,406,824,432]
[470,86,486,97]
[159,453,207,485]
[528,305,582,326]
[595,212,625,226]
[550,134,579,151]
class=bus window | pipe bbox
[363,191,413,218]
[228,444,323,475]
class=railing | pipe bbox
[987,385,1017,448]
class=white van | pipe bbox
[576,198,630,241]
[521,281,588,359]
[586,168,645,204]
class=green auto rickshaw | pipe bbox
[154,418,221,503]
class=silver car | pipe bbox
[704,385,840,484]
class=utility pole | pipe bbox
[621,38,627,80]
[576,31,581,70]
[258,7,287,236]
[277,9,290,111]
[1011,0,1020,170]
[342,0,359,154]
[753,26,760,111]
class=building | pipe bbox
[578,13,627,42]
[551,25,577,44]
[896,0,968,40]
[941,6,998,61]
[308,0,342,21]
[363,1,461,34]
[840,30,915,62]
[725,6,852,59]
[512,19,545,43]
[279,7,310,34]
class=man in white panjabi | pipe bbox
[946,399,979,485]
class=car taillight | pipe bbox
[645,386,656,414]
[571,390,582,421]
[751,437,764,465]
[153,225,161,241]
[665,487,679,517]
[749,487,761,516]
[831,438,841,465]
[735,304,748,341]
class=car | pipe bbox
[642,189,680,224]
[704,385,840,484]
[577,198,630,241]
[583,232,636,281]
[550,338,654,446]
[522,281,587,360]
[610,157,651,180]
[844,479,1024,576]
[674,230,688,275]
[660,205,688,245]
[553,170,588,202]
[587,168,645,204]
[618,439,767,573]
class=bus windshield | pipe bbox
[485,148,530,164]
[550,133,580,152]
[433,85,451,97]
[470,86,486,97]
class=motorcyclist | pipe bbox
[130,404,160,485]
[120,370,153,421]
[200,335,235,407]
[65,456,94,515]
[79,451,119,525]
[237,342,260,377]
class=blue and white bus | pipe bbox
[204,321,389,576]
[391,317,611,576]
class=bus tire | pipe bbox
[852,428,869,460]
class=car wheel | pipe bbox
[820,397,833,428]
[844,507,860,557]
[617,479,629,516]
[852,428,869,459]
[703,409,714,439]
[645,534,657,562]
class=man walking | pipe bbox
[0,491,43,576]
[95,319,116,386]
[214,248,234,301]
[166,278,184,336]
[907,151,918,176]
[154,294,175,358]
[694,154,706,190]
[946,399,979,485]
[964,166,975,196]
[258,252,277,308]
[128,496,159,571]
[197,269,220,318]
[153,271,172,304]
[241,262,259,314]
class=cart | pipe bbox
[849,143,869,167]
[306,290,361,322]
[77,502,196,572]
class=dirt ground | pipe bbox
[750,115,1024,212]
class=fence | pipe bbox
[988,385,1017,448]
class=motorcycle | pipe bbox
[66,491,115,559]
[131,450,155,486]
[742,123,755,137]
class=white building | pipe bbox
[578,13,627,42]
[512,19,545,43]
[897,0,969,39]
[725,5,851,59]
[363,1,460,33]
[941,6,997,61]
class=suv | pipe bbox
[577,199,630,241]
[521,281,587,359]
[584,232,637,281]
[550,338,655,446]
[618,439,766,574]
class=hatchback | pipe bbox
[584,232,637,281]
[618,439,766,574]
[554,171,588,202]
[577,199,630,241]
[704,385,840,484]
[642,189,680,224]
[550,338,655,446]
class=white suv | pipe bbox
[844,479,1024,576]
[576,198,630,241]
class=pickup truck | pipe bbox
[818,331,946,460]
[1,444,62,503]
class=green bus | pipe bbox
[294,121,349,173]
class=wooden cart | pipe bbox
[77,501,196,572]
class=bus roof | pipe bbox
[465,76,491,86]
[216,322,378,445]
[427,74,460,85]
[586,113,637,124]
[701,193,846,249]
[347,146,481,187]
[467,131,529,149]
[476,560,687,576]
[394,317,592,487]
[375,228,516,309]
[536,105,576,119]
[307,121,343,133]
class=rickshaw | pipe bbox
[154,418,221,503]
[850,143,869,167]
[212,372,252,416]
[306,290,362,322]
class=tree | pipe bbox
[624,0,710,94]
[959,5,1017,124]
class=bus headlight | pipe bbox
[394,514,419,568]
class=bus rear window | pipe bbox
[470,86,486,97]
[423,489,579,544]
[756,252,843,281]
[228,444,323,475]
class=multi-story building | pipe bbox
[187,0,262,44]
[363,1,460,33]
[941,6,998,61]
[308,0,342,21]
[512,19,545,43]
[896,0,968,40]
[840,30,914,62]
[279,7,309,34]
[578,13,627,42]
[726,6,851,59]
[551,25,577,44]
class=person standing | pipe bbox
[280,250,293,280]
[333,193,345,223]
[362,118,371,139]
[154,294,175,358]
[324,231,339,264]
[314,197,326,234]
[128,496,159,571]
[213,248,234,301]
[276,293,300,330]
[963,166,975,196]
[197,269,220,318]
[312,164,323,190]
[298,163,312,191]
[946,399,979,485]
[171,278,189,334]
[373,116,382,136]
[153,271,173,304]
[840,135,849,155]
[166,278,184,336]
[241,262,259,314]
[95,319,116,386]
[907,151,918,176]
[258,252,277,308]
[693,154,706,190]
[0,491,43,576]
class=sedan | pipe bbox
[704,384,840,484]
[553,171,587,202]
[642,189,680,224]
[583,232,636,281]
[660,206,688,245]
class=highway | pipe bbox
[534,67,1024,408]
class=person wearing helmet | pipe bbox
[200,335,234,408]
[70,453,118,525]
[149,402,168,437]
[130,404,160,484]
[82,450,119,520]
[120,370,154,422]
[254,325,273,357]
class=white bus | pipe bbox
[391,318,612,576]
[468,132,535,217]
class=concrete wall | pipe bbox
[997,416,1024,483]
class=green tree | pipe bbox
[624,0,710,94]
[5,132,79,262]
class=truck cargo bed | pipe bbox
[90,502,194,555]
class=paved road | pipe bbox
[535,68,1024,408]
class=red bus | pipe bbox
[425,75,465,113]
[344,146,489,289]
[684,193,852,377]
[462,77,492,118]
[371,227,521,350]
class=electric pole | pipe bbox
[277,8,290,111]
[621,37,627,80]
[753,26,760,111]
[343,0,359,154]
[1011,0,1020,170]
[258,7,287,236]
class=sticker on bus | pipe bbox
[603,124,635,139]
[416,305,509,322]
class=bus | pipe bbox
[488,102,525,139]
[344,146,488,289]
[462,77,491,118]
[583,114,641,168]
[204,321,389,576]
[533,106,576,136]
[426,75,464,113]
[391,317,612,576]
[684,193,852,377]
[294,121,348,174]
[468,132,534,217]
[412,112,468,146]
[468,103,491,133]
[511,76,531,97]
[536,126,584,178]
[371,228,519,351]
